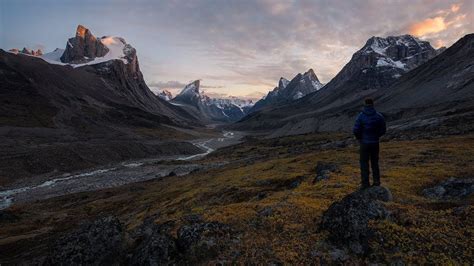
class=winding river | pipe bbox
[0,131,240,210]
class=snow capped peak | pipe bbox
[359,34,437,71]
[37,25,138,69]
[178,80,201,96]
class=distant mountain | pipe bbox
[233,34,471,137]
[0,25,201,181]
[325,34,440,92]
[9,47,43,56]
[157,89,173,101]
[171,80,254,123]
[249,69,323,113]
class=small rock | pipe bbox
[168,171,177,177]
[330,248,349,261]
[423,178,474,200]
[313,162,340,183]
[257,192,267,200]
[258,206,274,217]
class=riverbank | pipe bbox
[0,131,244,209]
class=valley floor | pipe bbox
[0,133,473,264]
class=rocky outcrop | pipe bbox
[129,218,178,265]
[176,221,233,263]
[130,216,234,264]
[45,215,234,265]
[60,25,109,63]
[320,186,392,254]
[48,216,124,265]
[9,48,43,56]
[423,178,474,200]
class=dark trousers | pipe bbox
[359,142,380,187]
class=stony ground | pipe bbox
[0,133,473,264]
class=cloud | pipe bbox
[3,0,473,98]
[451,3,461,12]
[409,17,447,36]
[147,80,189,89]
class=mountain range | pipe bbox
[249,69,323,113]
[170,80,254,123]
[233,34,471,137]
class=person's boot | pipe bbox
[359,182,370,190]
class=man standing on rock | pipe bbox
[353,98,386,189]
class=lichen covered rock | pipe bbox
[320,186,392,254]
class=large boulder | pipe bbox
[129,220,178,265]
[48,216,124,265]
[177,221,233,263]
[423,178,474,200]
[129,215,234,264]
[319,186,392,254]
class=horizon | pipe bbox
[1,0,472,99]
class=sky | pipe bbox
[0,0,472,99]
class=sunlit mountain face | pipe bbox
[1,0,471,99]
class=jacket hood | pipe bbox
[363,106,376,115]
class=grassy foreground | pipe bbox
[1,133,473,263]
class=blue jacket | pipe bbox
[353,106,386,144]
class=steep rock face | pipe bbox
[60,25,109,63]
[249,69,323,113]
[171,80,254,123]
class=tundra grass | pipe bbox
[1,134,473,263]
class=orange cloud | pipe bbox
[434,39,445,48]
[451,3,461,13]
[409,17,447,36]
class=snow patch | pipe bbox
[376,58,406,69]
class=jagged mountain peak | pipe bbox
[248,69,323,113]
[358,34,437,71]
[303,68,319,82]
[75,24,95,40]
[278,77,290,90]
[61,24,109,63]
[179,80,201,96]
